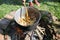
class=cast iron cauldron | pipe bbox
[14,7,41,29]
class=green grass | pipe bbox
[0,2,60,19]
[35,2,60,19]
[0,4,22,18]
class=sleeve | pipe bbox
[0,18,11,33]
[0,11,15,30]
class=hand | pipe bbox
[4,14,13,20]
[4,11,15,20]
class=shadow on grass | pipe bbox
[53,23,60,28]
[0,0,22,5]
[38,0,60,2]
[0,0,60,5]
[41,1,60,19]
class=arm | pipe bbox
[0,18,11,30]
[0,11,15,33]
[4,11,15,20]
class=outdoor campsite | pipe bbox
[0,0,60,40]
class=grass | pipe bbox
[0,1,60,19]
[35,2,60,19]
[0,4,22,18]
